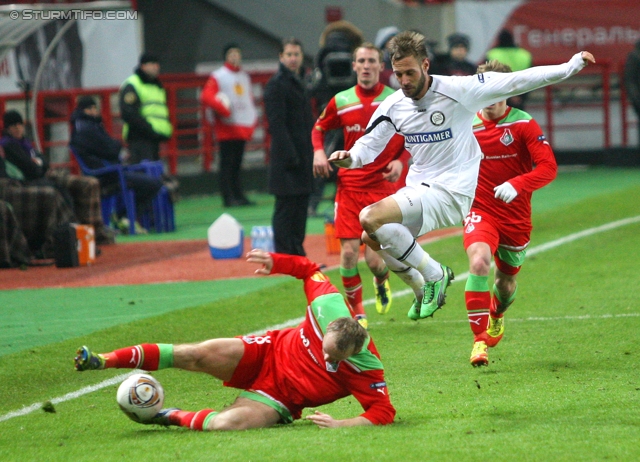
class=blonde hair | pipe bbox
[389,31,428,63]
[476,60,512,74]
[353,42,383,63]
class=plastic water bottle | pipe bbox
[251,226,261,250]
[266,226,274,252]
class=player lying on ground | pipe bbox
[465,60,558,367]
[74,249,395,430]
[328,31,595,321]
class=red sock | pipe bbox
[342,274,364,316]
[465,291,490,340]
[170,409,217,431]
[373,269,390,286]
[490,295,506,318]
[104,343,160,370]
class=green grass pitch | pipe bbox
[0,168,639,461]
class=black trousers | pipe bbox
[128,139,160,164]
[272,194,310,256]
[219,139,247,204]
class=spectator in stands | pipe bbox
[0,110,115,245]
[201,43,258,207]
[119,52,173,164]
[624,39,640,151]
[70,96,164,221]
[430,32,476,76]
[485,29,533,109]
[264,37,314,256]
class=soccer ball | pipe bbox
[116,373,164,423]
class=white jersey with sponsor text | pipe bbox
[348,53,587,198]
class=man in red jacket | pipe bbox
[201,43,257,207]
[464,61,558,367]
[75,250,396,430]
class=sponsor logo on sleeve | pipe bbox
[311,272,328,282]
[537,134,546,141]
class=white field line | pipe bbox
[2,215,639,424]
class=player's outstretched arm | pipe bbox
[306,410,373,428]
[327,150,353,168]
[246,249,273,275]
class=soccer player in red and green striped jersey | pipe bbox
[312,43,410,327]
[75,250,395,430]
[464,60,557,367]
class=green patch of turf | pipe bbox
[0,276,287,357]
[1,170,639,461]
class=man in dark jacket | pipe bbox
[70,96,163,210]
[264,38,315,256]
[119,53,173,163]
[0,109,114,245]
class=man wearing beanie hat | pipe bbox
[430,32,476,77]
[119,51,173,164]
[201,43,257,207]
[0,109,115,245]
[70,96,164,228]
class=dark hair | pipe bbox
[497,29,516,48]
[223,43,241,60]
[280,37,303,54]
[447,33,470,50]
[76,95,97,111]
[139,52,160,65]
[389,31,428,63]
[3,110,24,128]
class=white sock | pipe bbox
[377,249,425,300]
[372,223,444,282]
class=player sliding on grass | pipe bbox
[74,249,395,430]
[328,30,595,321]
[465,60,558,367]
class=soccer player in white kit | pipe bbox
[328,31,595,320]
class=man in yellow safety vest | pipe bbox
[119,52,173,163]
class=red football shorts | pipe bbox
[334,189,389,239]
[463,209,530,275]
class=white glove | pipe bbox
[493,182,518,203]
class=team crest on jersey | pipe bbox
[311,272,328,282]
[500,129,514,146]
[430,111,445,126]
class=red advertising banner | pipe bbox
[502,0,640,65]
